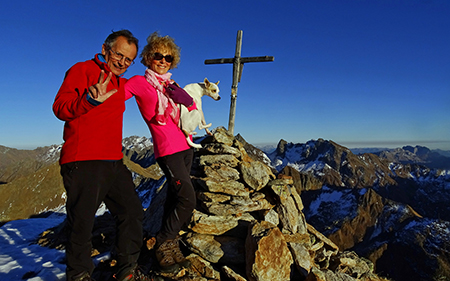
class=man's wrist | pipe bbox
[86,92,102,106]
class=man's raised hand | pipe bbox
[88,70,117,103]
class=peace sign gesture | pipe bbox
[88,70,117,103]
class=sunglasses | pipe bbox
[153,52,174,63]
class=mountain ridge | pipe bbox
[264,137,450,281]
[1,135,450,280]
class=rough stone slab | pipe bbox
[197,179,249,197]
[189,209,239,235]
[261,208,279,226]
[203,143,243,159]
[289,242,313,278]
[230,196,254,206]
[222,266,248,281]
[271,184,308,235]
[203,199,273,216]
[200,154,240,168]
[307,223,339,253]
[240,160,273,191]
[197,191,230,203]
[212,127,235,146]
[204,165,240,181]
[186,233,224,263]
[245,221,293,281]
[186,253,221,280]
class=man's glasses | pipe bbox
[153,52,174,63]
[108,49,135,66]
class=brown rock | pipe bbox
[202,143,243,159]
[271,183,307,234]
[186,253,221,280]
[202,198,273,216]
[307,223,339,253]
[245,221,293,281]
[189,209,238,235]
[204,165,240,181]
[211,127,235,146]
[197,191,230,203]
[261,208,279,226]
[196,178,249,197]
[186,233,224,263]
[200,154,240,168]
[222,266,248,281]
[289,242,313,277]
[240,160,273,191]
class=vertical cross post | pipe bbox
[229,30,243,135]
[205,30,274,135]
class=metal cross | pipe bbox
[204,30,274,135]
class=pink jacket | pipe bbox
[125,75,190,158]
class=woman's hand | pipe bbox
[88,70,117,103]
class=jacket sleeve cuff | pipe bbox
[187,101,197,112]
[86,92,102,106]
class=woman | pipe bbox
[125,32,196,274]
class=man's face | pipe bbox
[102,36,137,76]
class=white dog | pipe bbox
[180,78,220,148]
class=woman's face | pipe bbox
[149,48,172,75]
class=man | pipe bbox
[53,30,149,281]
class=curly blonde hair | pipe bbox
[140,32,181,69]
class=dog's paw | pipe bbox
[199,123,212,129]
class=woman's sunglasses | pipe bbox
[153,52,174,63]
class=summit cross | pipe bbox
[204,30,274,135]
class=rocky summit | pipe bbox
[38,128,389,281]
[16,129,450,280]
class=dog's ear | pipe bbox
[215,81,220,85]
[204,78,210,86]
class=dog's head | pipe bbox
[204,78,221,101]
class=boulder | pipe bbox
[245,221,293,281]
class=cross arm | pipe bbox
[204,56,274,65]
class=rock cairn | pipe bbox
[150,127,386,281]
[36,127,388,280]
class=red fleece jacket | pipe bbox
[53,55,127,164]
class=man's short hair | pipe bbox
[104,29,139,51]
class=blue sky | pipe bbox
[1,0,449,150]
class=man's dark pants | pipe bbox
[61,160,143,280]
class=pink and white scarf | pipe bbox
[144,68,179,125]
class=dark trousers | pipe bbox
[60,160,143,280]
[156,149,196,243]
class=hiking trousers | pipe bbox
[60,159,143,280]
[156,149,196,243]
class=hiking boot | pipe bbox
[170,237,191,269]
[114,265,152,281]
[72,271,95,281]
[155,240,180,274]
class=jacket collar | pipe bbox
[94,54,127,77]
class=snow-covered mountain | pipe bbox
[122,135,155,168]
[374,145,450,170]
[266,138,450,281]
[1,136,450,280]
